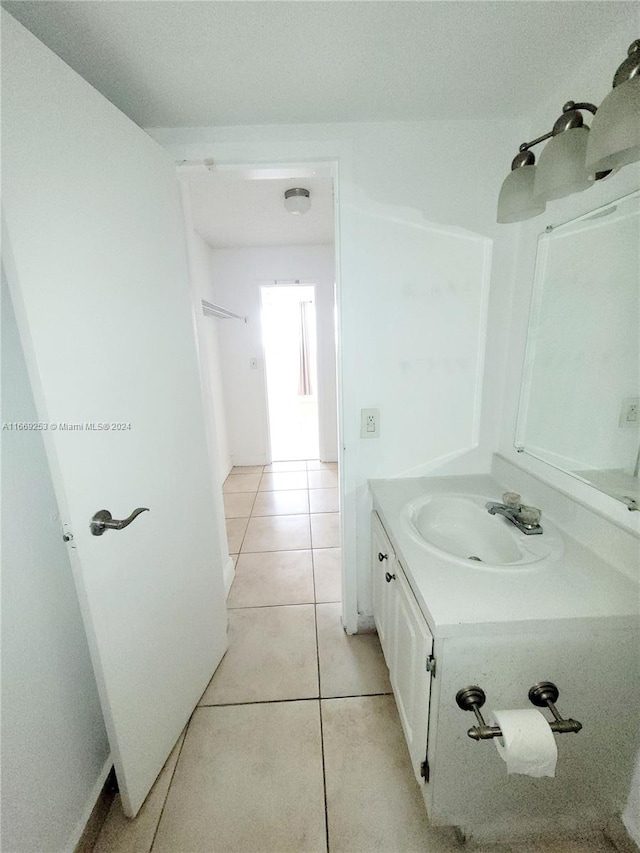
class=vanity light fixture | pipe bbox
[497,39,640,224]
[533,102,601,201]
[283,187,311,215]
[587,40,640,173]
[497,149,547,224]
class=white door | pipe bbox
[2,13,228,817]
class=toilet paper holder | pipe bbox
[456,681,583,741]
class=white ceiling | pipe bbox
[185,170,334,248]
[3,1,637,128]
[5,1,636,249]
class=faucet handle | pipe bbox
[519,505,542,526]
[502,491,521,508]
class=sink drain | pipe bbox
[468,555,483,562]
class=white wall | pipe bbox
[148,120,524,630]
[1,276,111,853]
[206,243,337,466]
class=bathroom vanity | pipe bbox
[369,465,640,842]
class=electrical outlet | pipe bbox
[360,408,380,438]
[619,397,640,428]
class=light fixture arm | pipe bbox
[567,101,597,116]
[510,101,599,171]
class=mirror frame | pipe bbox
[515,189,640,510]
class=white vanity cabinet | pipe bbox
[369,478,640,843]
[371,511,395,663]
[371,512,434,785]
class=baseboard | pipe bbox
[223,555,236,597]
[68,757,114,853]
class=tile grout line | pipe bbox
[148,712,193,853]
[312,503,331,852]
[311,544,319,610]
[235,544,336,554]
[247,483,260,518]
[196,691,395,709]
[233,488,259,555]
[228,599,340,611]
[313,596,331,853]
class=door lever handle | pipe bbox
[90,507,149,536]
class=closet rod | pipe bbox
[201,299,247,322]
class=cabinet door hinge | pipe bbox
[420,756,430,781]
[426,654,436,677]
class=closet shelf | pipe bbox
[201,299,247,322]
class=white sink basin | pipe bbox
[402,494,563,570]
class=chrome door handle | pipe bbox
[90,507,149,536]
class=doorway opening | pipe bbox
[261,284,319,461]
[180,159,353,632]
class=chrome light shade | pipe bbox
[497,151,546,223]
[534,126,593,201]
[586,75,640,173]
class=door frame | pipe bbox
[176,158,355,632]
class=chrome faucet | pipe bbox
[486,492,543,535]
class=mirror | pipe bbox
[516,191,640,510]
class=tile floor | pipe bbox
[93,460,622,853]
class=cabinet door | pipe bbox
[371,512,395,667]
[390,565,434,785]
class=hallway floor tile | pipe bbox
[309,487,339,513]
[252,488,310,516]
[312,547,342,603]
[153,702,326,853]
[310,512,340,548]
[241,513,311,552]
[316,602,391,698]
[199,604,318,706]
[259,470,309,491]
[222,472,262,492]
[322,695,459,853]
[228,549,314,608]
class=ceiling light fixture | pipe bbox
[284,187,311,215]
[497,39,640,224]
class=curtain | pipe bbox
[297,300,313,396]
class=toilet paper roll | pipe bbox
[490,709,558,777]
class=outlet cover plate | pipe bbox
[360,408,380,439]
[619,397,640,428]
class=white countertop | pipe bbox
[369,474,640,638]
